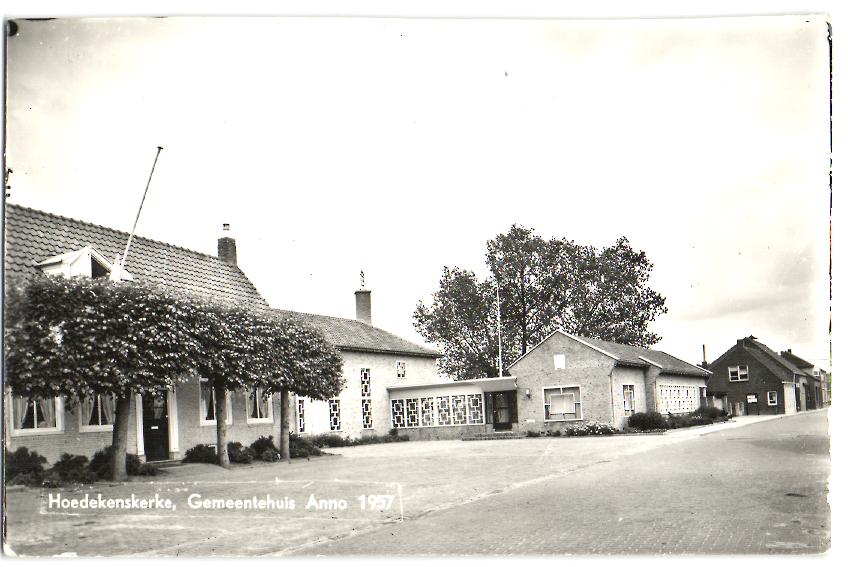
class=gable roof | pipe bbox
[4,204,267,307]
[507,329,710,377]
[779,350,815,371]
[274,309,441,358]
[707,336,811,379]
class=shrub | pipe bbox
[526,430,541,438]
[8,472,42,486]
[312,433,349,448]
[289,434,324,458]
[227,441,256,464]
[89,447,157,478]
[41,471,63,488]
[51,453,98,484]
[693,406,724,420]
[6,447,47,480]
[388,428,398,437]
[261,448,281,462]
[183,444,218,464]
[250,435,279,456]
[628,412,669,431]
[550,429,562,437]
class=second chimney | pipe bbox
[355,288,372,325]
[218,223,238,266]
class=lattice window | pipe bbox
[361,398,373,429]
[329,398,341,431]
[360,368,371,397]
[437,396,451,426]
[420,397,435,427]
[396,361,406,378]
[405,398,420,427]
[297,399,306,433]
[451,395,468,425]
[467,394,484,424]
[391,399,406,428]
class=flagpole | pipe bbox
[118,146,163,276]
[496,282,503,378]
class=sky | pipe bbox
[3,14,832,370]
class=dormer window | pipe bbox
[35,246,133,281]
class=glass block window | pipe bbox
[329,398,341,431]
[405,398,419,427]
[657,385,699,414]
[437,396,452,426]
[420,397,435,427]
[297,399,306,433]
[544,386,582,421]
[360,368,371,397]
[468,394,484,424]
[392,399,406,428]
[361,398,373,429]
[451,395,467,424]
[396,361,406,379]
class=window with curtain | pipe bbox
[200,379,232,425]
[80,394,115,431]
[12,396,61,432]
[246,387,272,422]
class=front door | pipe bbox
[142,394,170,461]
[492,391,515,431]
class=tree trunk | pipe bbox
[110,395,132,481]
[280,389,291,463]
[214,383,230,468]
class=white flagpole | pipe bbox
[117,146,163,277]
[496,282,503,378]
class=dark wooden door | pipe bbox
[493,392,514,430]
[142,394,170,461]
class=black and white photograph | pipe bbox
[1,1,836,558]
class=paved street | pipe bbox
[297,410,830,555]
[4,410,829,556]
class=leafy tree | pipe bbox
[415,228,668,378]
[4,275,201,481]
[413,267,502,380]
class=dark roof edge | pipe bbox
[337,345,442,358]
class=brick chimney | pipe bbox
[355,271,372,325]
[217,223,237,266]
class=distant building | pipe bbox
[779,349,831,406]
[706,335,823,416]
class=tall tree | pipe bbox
[413,267,502,380]
[415,229,668,379]
[4,275,200,480]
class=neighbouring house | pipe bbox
[706,335,823,416]
[383,329,712,436]
[779,349,831,407]
[3,204,443,462]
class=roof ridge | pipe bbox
[5,203,221,262]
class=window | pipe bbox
[396,361,407,379]
[728,365,749,382]
[391,394,483,428]
[360,368,371,397]
[200,379,233,425]
[553,354,566,369]
[622,385,635,417]
[10,396,63,435]
[80,394,115,432]
[361,398,373,429]
[544,386,582,421]
[297,399,306,433]
[246,387,273,423]
[767,391,778,406]
[329,398,341,431]
[657,384,699,413]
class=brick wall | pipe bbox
[708,345,789,415]
[510,332,618,434]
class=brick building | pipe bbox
[706,335,823,416]
[385,329,712,436]
[3,204,442,462]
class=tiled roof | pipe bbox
[747,338,810,377]
[779,350,815,371]
[274,309,441,358]
[3,204,267,307]
[573,334,711,377]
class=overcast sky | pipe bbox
[4,15,831,369]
